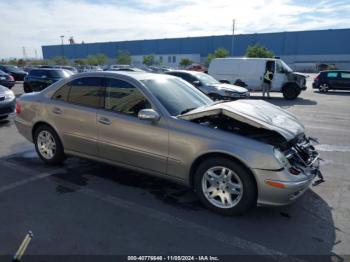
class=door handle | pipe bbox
[98,117,111,125]
[52,107,62,115]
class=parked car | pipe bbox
[0,85,16,120]
[0,65,28,81]
[209,58,307,100]
[0,70,15,89]
[23,68,71,93]
[78,65,103,73]
[166,70,249,100]
[15,72,323,215]
[186,63,207,73]
[313,70,350,92]
[107,67,145,72]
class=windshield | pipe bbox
[195,72,219,85]
[280,60,293,73]
[142,77,212,116]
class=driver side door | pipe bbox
[97,77,169,174]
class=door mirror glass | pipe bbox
[138,109,160,122]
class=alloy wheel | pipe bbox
[37,130,56,159]
[201,166,243,209]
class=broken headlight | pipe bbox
[273,148,290,168]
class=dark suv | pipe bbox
[313,70,350,92]
[23,69,71,93]
[0,65,28,81]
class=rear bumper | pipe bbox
[0,80,15,88]
[0,98,16,117]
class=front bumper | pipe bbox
[254,167,317,206]
[224,91,250,99]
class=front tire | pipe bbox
[34,125,65,165]
[282,84,300,100]
[194,157,257,216]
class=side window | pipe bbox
[68,77,104,108]
[180,73,196,84]
[340,72,350,79]
[52,84,70,102]
[105,78,151,117]
[327,72,338,78]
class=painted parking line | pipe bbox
[1,157,304,261]
[0,167,64,194]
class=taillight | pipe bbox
[8,75,14,81]
[16,101,22,114]
[314,74,320,82]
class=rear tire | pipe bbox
[194,157,257,216]
[34,125,65,165]
[23,83,32,93]
[282,84,300,100]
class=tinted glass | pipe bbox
[142,77,212,116]
[29,70,48,77]
[68,77,104,108]
[48,70,69,78]
[340,72,350,79]
[105,78,151,117]
[52,84,70,102]
[178,73,196,83]
[327,72,338,78]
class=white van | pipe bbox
[208,58,307,100]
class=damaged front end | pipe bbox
[281,134,324,186]
[179,100,324,188]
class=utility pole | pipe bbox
[22,47,27,60]
[231,19,236,57]
[60,35,65,59]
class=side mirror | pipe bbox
[138,109,160,122]
[192,80,201,87]
[219,80,230,84]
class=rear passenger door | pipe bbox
[339,72,350,90]
[97,78,168,174]
[49,77,104,156]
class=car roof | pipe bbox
[75,71,176,81]
[31,68,64,71]
[166,70,203,75]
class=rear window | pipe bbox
[327,72,338,78]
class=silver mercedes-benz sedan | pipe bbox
[15,72,324,215]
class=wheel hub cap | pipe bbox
[37,130,56,160]
[201,166,243,209]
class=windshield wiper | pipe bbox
[180,107,197,115]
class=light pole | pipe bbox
[231,19,235,57]
[60,35,65,59]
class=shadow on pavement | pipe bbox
[2,151,340,259]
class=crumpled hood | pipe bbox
[179,100,304,141]
[210,83,248,93]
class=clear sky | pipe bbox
[1,0,349,59]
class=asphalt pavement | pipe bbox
[0,79,349,261]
